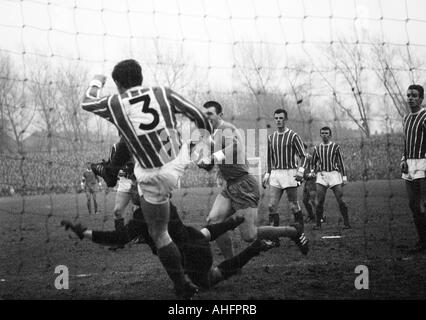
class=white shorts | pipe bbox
[269,169,300,189]
[116,176,136,194]
[402,158,426,181]
[316,171,343,188]
[133,143,191,204]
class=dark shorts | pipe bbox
[221,174,260,212]
[85,186,97,194]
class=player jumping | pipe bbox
[81,59,212,299]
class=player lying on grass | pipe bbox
[61,201,308,294]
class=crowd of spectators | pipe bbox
[0,133,405,197]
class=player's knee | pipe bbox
[207,212,225,225]
[289,201,300,213]
[113,208,123,219]
[241,231,257,243]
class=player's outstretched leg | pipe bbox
[257,223,309,255]
[201,215,245,241]
[214,239,276,281]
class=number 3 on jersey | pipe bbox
[128,92,165,133]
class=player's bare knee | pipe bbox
[289,201,300,213]
[242,232,257,243]
[268,203,276,213]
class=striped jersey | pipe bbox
[311,142,346,176]
[82,84,212,169]
[403,108,426,160]
[267,129,307,173]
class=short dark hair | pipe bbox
[303,143,308,149]
[320,126,332,134]
[203,101,223,114]
[408,84,424,99]
[274,108,288,119]
[112,59,143,90]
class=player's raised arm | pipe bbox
[81,75,113,122]
[166,88,213,134]
[335,145,347,182]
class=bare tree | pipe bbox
[370,42,425,119]
[139,41,200,99]
[55,62,90,150]
[318,40,371,137]
[0,54,36,153]
[28,59,61,154]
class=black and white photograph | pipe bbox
[0,0,425,302]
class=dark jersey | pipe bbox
[82,84,212,169]
[82,170,98,187]
[214,121,250,181]
[403,108,426,160]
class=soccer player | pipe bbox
[61,202,308,294]
[81,162,102,215]
[113,161,138,230]
[197,102,308,258]
[302,143,317,223]
[262,109,307,229]
[81,59,212,299]
[311,127,350,230]
[401,84,426,253]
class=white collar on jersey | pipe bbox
[320,141,333,146]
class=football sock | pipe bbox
[157,242,187,288]
[215,233,234,260]
[293,210,304,230]
[204,216,243,241]
[114,218,125,232]
[92,230,128,246]
[217,239,264,279]
[339,203,349,225]
[268,213,280,226]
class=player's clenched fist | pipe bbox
[90,74,107,87]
